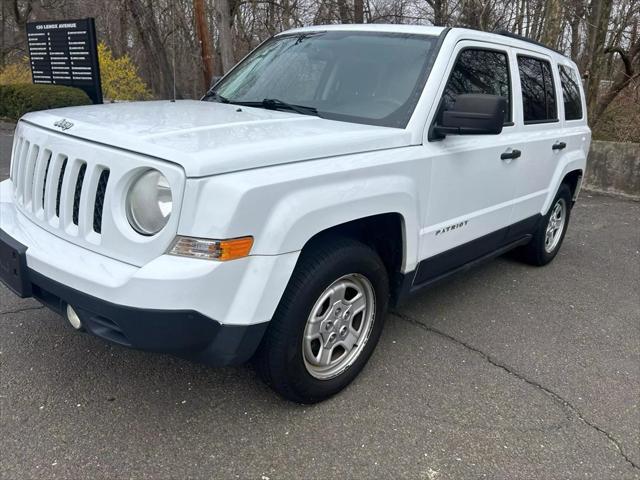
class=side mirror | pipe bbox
[434,94,507,137]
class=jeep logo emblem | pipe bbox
[53,119,74,131]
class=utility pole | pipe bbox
[193,0,215,89]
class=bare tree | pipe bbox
[596,41,640,118]
[541,0,564,48]
[584,0,614,119]
[354,0,364,23]
[214,0,236,73]
[126,0,182,98]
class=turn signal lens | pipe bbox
[169,236,253,261]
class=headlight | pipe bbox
[126,170,173,236]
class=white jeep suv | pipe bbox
[0,25,589,403]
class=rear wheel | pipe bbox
[254,237,389,403]
[519,183,572,266]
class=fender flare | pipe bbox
[541,150,587,214]
[252,175,420,272]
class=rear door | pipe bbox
[508,50,562,223]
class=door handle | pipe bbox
[552,142,567,150]
[501,149,521,160]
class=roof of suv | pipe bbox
[279,24,568,61]
[281,24,446,36]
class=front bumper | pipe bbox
[27,266,267,365]
[1,179,299,365]
[0,228,270,368]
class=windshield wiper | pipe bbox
[230,98,319,117]
[263,98,318,116]
[204,91,230,103]
[204,95,320,117]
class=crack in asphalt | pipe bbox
[1,305,44,315]
[390,310,640,472]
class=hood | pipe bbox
[22,100,414,177]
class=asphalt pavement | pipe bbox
[0,121,639,479]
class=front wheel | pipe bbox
[254,237,389,403]
[519,183,572,266]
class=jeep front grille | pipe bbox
[9,121,185,267]
[11,135,111,237]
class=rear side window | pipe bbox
[442,49,511,123]
[559,65,583,120]
[517,56,557,123]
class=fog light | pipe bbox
[66,305,82,330]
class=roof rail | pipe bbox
[493,29,568,57]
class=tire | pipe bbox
[254,236,389,404]
[519,183,572,266]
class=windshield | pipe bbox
[204,31,439,128]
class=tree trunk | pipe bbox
[585,0,613,122]
[9,0,33,61]
[127,0,180,99]
[541,0,563,49]
[460,0,482,29]
[337,0,350,23]
[112,0,129,57]
[428,0,447,26]
[354,0,364,23]
[479,0,493,30]
[281,0,293,29]
[214,0,235,73]
[194,0,215,89]
[515,0,525,35]
[1,0,6,67]
[528,0,546,41]
[568,1,584,62]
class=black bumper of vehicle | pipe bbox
[24,269,268,366]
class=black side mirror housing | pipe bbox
[433,94,507,138]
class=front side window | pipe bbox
[559,65,583,120]
[206,31,439,128]
[441,48,512,123]
[518,56,558,123]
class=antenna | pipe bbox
[171,0,176,102]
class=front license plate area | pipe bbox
[0,229,32,298]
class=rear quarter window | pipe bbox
[517,55,558,124]
[559,65,584,120]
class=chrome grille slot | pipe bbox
[72,162,87,225]
[14,139,30,201]
[10,137,23,184]
[43,154,66,221]
[55,157,68,218]
[38,150,53,212]
[93,169,110,234]
[23,145,40,209]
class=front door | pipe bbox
[415,42,521,285]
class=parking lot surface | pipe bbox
[1,122,639,479]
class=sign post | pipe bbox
[26,18,103,104]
